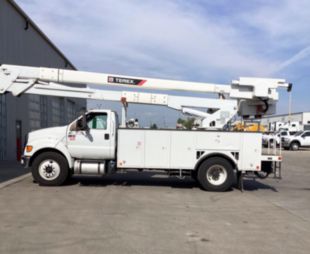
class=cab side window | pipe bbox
[302,132,310,137]
[87,113,108,130]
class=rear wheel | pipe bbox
[32,152,69,186]
[197,157,234,192]
[290,142,299,151]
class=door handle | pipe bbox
[105,134,110,140]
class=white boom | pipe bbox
[0,64,291,128]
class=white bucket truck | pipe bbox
[0,64,291,191]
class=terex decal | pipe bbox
[108,76,146,86]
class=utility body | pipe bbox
[0,64,291,191]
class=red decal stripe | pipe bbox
[138,80,147,86]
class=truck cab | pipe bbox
[66,110,117,159]
[22,110,118,185]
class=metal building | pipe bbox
[261,112,310,131]
[0,0,86,161]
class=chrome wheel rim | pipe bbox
[206,165,227,186]
[38,159,60,181]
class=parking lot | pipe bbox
[0,150,309,254]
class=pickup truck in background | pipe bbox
[282,131,310,150]
[262,130,296,147]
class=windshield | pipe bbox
[294,131,303,136]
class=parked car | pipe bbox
[282,131,310,150]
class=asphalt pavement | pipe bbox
[0,150,309,254]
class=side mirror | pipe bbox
[77,113,89,131]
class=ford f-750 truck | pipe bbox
[22,109,281,191]
[0,64,291,191]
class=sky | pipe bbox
[16,0,310,127]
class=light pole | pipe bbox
[288,91,292,122]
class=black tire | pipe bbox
[32,152,69,186]
[197,157,234,192]
[290,142,299,151]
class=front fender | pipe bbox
[25,139,73,168]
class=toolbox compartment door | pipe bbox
[117,129,144,168]
[144,131,170,168]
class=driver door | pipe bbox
[67,112,113,159]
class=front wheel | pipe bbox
[32,152,69,186]
[197,157,234,192]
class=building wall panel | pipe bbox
[0,0,86,160]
